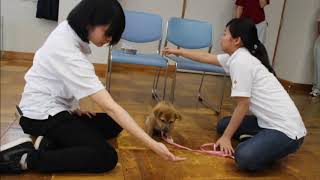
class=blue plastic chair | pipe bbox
[163,17,227,114]
[106,10,169,100]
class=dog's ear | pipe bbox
[175,111,182,121]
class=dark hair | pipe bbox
[67,0,125,45]
[226,18,276,76]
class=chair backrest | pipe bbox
[122,10,163,43]
[165,17,212,49]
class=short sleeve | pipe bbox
[53,57,105,100]
[217,54,230,73]
[229,60,254,97]
[71,98,80,110]
[235,0,245,6]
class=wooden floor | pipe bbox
[1,59,319,180]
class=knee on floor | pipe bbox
[93,147,119,173]
[234,147,264,171]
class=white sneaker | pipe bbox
[239,134,254,142]
[34,136,44,150]
[34,136,55,151]
[310,88,320,97]
[0,137,34,173]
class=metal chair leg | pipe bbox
[217,74,227,113]
[152,63,169,101]
[152,68,161,101]
[198,73,227,115]
[154,68,161,90]
[197,72,206,98]
[106,47,112,92]
[170,62,177,103]
[107,63,112,92]
[162,62,169,100]
[152,68,158,91]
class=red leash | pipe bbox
[162,135,234,159]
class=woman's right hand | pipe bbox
[162,47,182,56]
[151,142,186,161]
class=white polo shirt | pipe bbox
[19,21,105,120]
[217,48,307,140]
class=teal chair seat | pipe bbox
[112,50,167,67]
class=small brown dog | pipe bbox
[145,101,182,138]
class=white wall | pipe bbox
[1,0,57,53]
[273,0,320,84]
[264,0,285,64]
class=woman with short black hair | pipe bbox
[0,0,179,174]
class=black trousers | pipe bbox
[19,111,123,173]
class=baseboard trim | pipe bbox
[94,63,176,78]
[0,51,175,76]
[278,78,312,93]
[1,51,34,61]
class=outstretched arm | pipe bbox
[162,47,222,66]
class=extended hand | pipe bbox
[215,135,234,156]
[162,47,182,56]
[153,142,186,161]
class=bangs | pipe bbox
[105,10,125,45]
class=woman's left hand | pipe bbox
[72,109,96,118]
[215,135,234,156]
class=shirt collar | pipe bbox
[228,47,249,62]
[65,21,92,55]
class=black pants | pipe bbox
[19,111,123,173]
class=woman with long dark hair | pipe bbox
[163,18,306,171]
